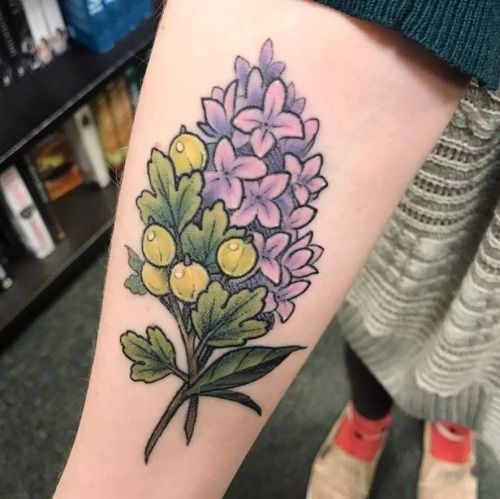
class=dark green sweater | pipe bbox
[313,0,500,90]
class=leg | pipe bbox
[344,341,393,420]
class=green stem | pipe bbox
[145,384,188,463]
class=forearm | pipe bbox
[55,1,466,498]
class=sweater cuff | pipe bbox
[313,0,500,90]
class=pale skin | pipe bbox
[54,1,468,498]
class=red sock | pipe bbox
[334,402,392,462]
[430,421,472,464]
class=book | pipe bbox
[23,154,66,241]
[59,0,114,54]
[0,165,55,259]
[0,4,27,78]
[40,0,69,56]
[106,77,134,159]
[102,0,127,42]
[92,90,124,172]
[4,0,40,71]
[63,104,111,189]
[0,204,25,260]
[20,0,53,66]
[31,130,83,201]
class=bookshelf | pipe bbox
[0,16,157,339]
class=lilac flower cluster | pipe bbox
[198,40,327,322]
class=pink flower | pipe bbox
[264,280,310,322]
[232,79,304,158]
[203,138,266,209]
[282,206,317,231]
[285,154,327,205]
[281,118,319,158]
[198,81,237,139]
[253,232,290,284]
[231,173,289,228]
[282,232,324,280]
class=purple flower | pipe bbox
[235,56,251,94]
[231,173,289,228]
[244,67,265,107]
[281,118,319,158]
[203,138,267,209]
[233,79,304,158]
[285,154,327,205]
[282,232,323,280]
[286,82,306,115]
[253,232,290,284]
[259,39,286,84]
[264,280,310,322]
[198,81,237,139]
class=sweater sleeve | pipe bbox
[313,0,500,90]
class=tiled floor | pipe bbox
[0,255,498,499]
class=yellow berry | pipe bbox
[142,224,176,267]
[170,260,209,302]
[169,128,207,175]
[217,238,257,278]
[141,262,170,296]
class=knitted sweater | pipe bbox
[313,0,500,90]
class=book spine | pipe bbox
[20,0,53,66]
[4,0,40,71]
[0,165,55,259]
[106,77,134,161]
[23,154,66,241]
[40,0,69,56]
[0,5,26,78]
[64,105,111,189]
[92,90,124,172]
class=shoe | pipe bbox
[418,422,477,499]
[307,405,389,499]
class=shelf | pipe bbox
[0,15,156,168]
[0,184,117,338]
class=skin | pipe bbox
[54,1,467,498]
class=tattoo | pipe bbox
[120,39,328,463]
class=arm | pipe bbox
[55,1,467,497]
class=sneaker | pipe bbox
[307,405,390,499]
[418,422,477,499]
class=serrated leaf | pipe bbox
[120,326,177,383]
[126,246,143,274]
[181,202,245,273]
[136,149,203,234]
[124,274,147,295]
[192,282,268,347]
[202,390,262,415]
[190,345,303,393]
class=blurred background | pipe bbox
[0,1,498,498]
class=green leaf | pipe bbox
[124,274,147,295]
[136,149,203,234]
[126,246,143,273]
[202,390,262,415]
[181,202,245,273]
[120,326,178,383]
[190,346,304,393]
[191,282,268,347]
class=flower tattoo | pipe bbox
[120,39,328,463]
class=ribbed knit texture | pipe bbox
[313,0,500,90]
[337,81,500,461]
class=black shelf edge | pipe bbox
[0,16,156,168]
[0,184,118,339]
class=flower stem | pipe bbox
[145,384,188,463]
[184,396,199,443]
